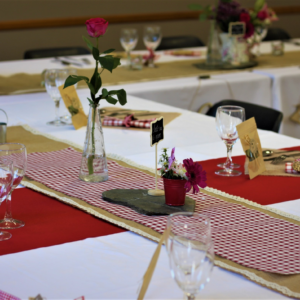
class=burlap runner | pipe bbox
[245,149,300,177]
[7,125,300,299]
[2,51,300,96]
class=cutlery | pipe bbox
[262,149,299,157]
[264,153,300,164]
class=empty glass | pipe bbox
[0,160,14,240]
[166,212,214,300]
[215,106,245,176]
[143,26,162,67]
[0,143,27,229]
[120,28,138,69]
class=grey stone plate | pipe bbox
[102,189,195,216]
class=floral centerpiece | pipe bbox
[64,18,127,182]
[159,148,207,206]
[190,0,278,63]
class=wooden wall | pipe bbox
[0,0,299,61]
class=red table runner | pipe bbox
[20,147,300,275]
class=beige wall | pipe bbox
[0,0,300,61]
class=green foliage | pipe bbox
[98,56,115,73]
[64,75,89,89]
[107,89,127,106]
[92,47,100,60]
[188,4,202,10]
[102,48,115,54]
[254,0,265,12]
[106,96,118,105]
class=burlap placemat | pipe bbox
[7,125,300,299]
[2,51,300,96]
[245,148,300,177]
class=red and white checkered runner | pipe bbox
[25,148,300,275]
[0,290,20,300]
[103,115,155,129]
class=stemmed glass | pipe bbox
[143,26,162,67]
[0,143,27,229]
[0,160,14,240]
[166,212,214,300]
[120,28,138,69]
[55,68,77,124]
[215,106,245,176]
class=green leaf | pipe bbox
[82,35,93,51]
[87,82,96,95]
[98,56,115,73]
[113,57,121,69]
[102,48,115,54]
[92,47,100,60]
[102,88,108,98]
[87,97,94,106]
[90,66,102,95]
[199,14,207,21]
[63,75,89,89]
[254,0,265,12]
[108,89,127,106]
[106,96,118,105]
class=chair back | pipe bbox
[24,47,90,59]
[206,100,283,133]
[263,28,291,41]
[156,36,205,51]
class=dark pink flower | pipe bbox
[86,18,108,38]
[240,12,251,23]
[168,147,175,169]
[183,158,207,194]
[257,10,268,20]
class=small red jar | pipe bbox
[163,177,187,206]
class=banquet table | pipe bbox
[1,86,300,299]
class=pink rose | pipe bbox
[257,10,268,20]
[240,12,251,23]
[85,18,108,38]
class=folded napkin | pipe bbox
[103,114,155,129]
[100,107,181,130]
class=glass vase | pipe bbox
[79,103,108,182]
[206,20,222,66]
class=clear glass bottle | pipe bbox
[206,20,222,66]
[79,103,108,182]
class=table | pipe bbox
[1,86,300,299]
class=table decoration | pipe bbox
[120,28,138,69]
[143,26,162,68]
[285,162,300,174]
[6,125,300,298]
[148,117,165,196]
[191,0,278,66]
[237,117,265,179]
[102,189,195,215]
[63,18,127,182]
[159,148,207,205]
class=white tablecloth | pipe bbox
[1,89,300,299]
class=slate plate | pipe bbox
[102,189,195,216]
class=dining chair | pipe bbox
[263,28,291,41]
[24,46,90,59]
[203,100,283,133]
[156,35,205,51]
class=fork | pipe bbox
[264,153,300,164]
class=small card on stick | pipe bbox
[236,117,266,179]
[149,117,165,196]
[229,22,246,37]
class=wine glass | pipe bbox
[0,160,14,240]
[55,68,77,124]
[215,106,245,176]
[143,26,162,67]
[0,143,27,229]
[120,28,138,69]
[166,212,214,300]
[45,69,68,126]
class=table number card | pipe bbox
[236,117,266,179]
[149,117,164,196]
[58,85,87,130]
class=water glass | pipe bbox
[143,26,162,67]
[120,28,138,69]
[166,212,214,300]
[215,106,245,176]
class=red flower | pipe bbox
[257,10,268,20]
[86,18,108,38]
[183,158,207,194]
[239,12,255,38]
[240,12,251,23]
